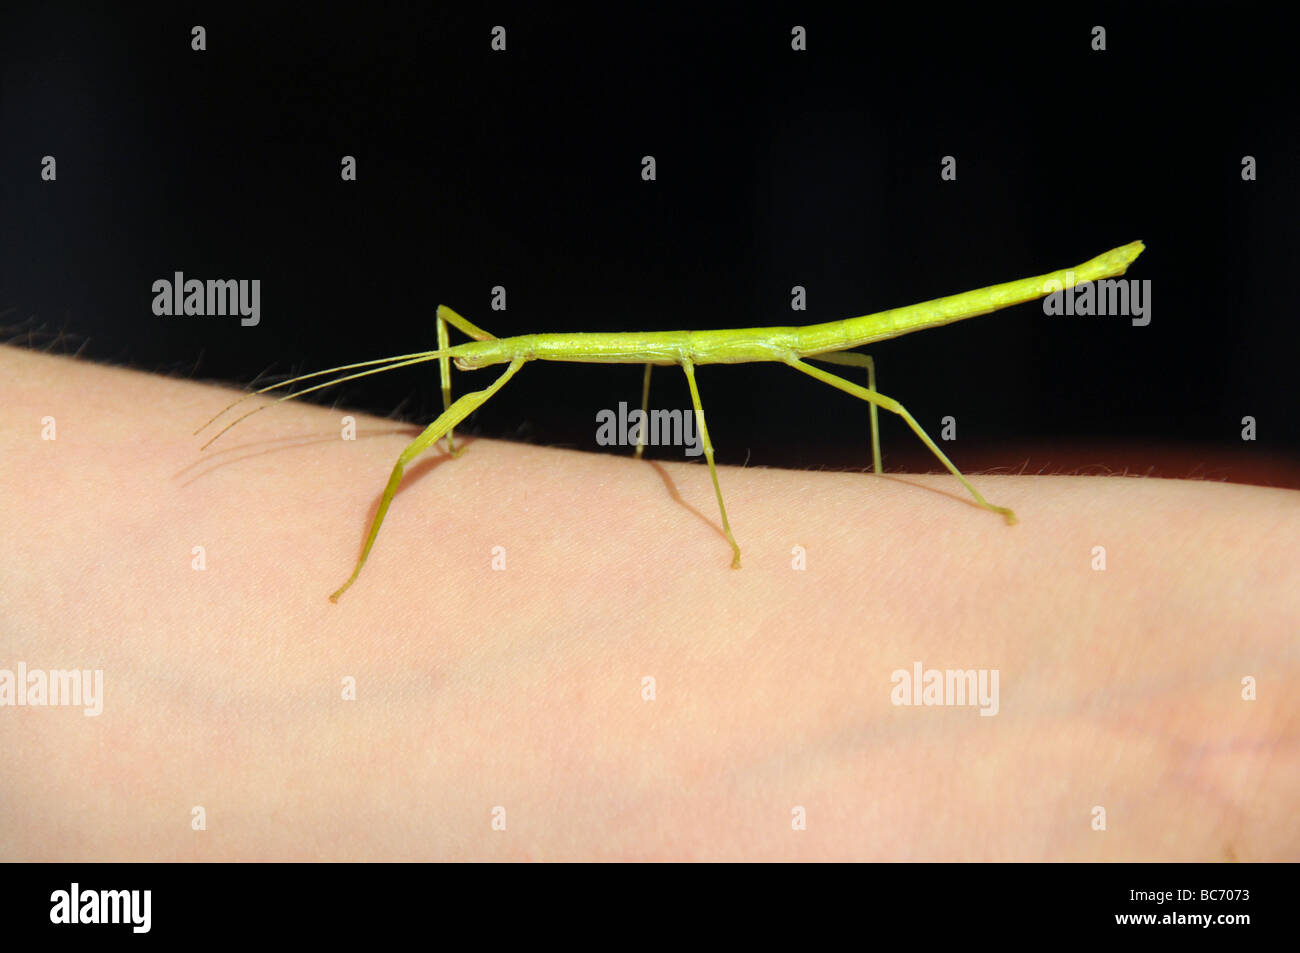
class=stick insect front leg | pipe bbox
[680,358,742,568]
[436,305,497,456]
[330,355,526,603]
[785,356,1016,525]
[809,351,881,474]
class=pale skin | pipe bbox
[2,345,1298,861]
[198,241,1145,602]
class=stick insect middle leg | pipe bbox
[809,350,881,474]
[786,356,1016,525]
[436,305,498,455]
[680,358,742,569]
[633,363,653,459]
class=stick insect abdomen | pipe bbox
[795,239,1147,355]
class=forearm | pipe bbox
[1,346,1296,859]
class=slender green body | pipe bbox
[197,240,1146,601]
[450,241,1144,368]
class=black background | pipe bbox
[2,2,1296,481]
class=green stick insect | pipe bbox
[198,240,1145,601]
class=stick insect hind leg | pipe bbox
[436,305,498,456]
[330,355,526,603]
[785,356,1017,525]
[808,350,882,474]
